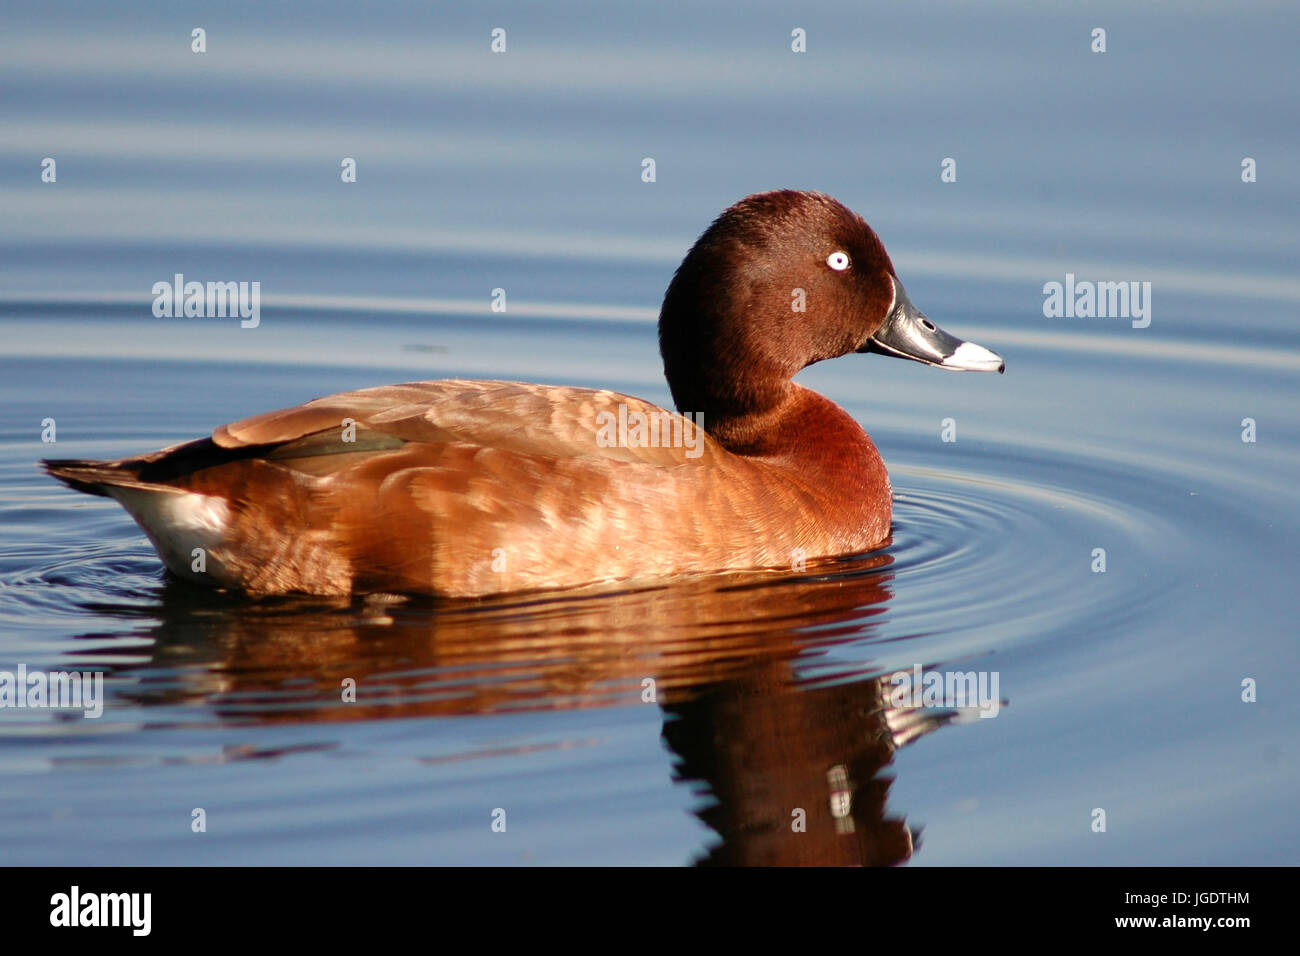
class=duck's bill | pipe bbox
[859,278,1005,373]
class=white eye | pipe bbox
[826,251,850,271]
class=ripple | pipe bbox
[870,445,1198,668]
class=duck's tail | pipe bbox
[41,458,150,497]
[42,438,241,498]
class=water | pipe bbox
[1,1,1297,865]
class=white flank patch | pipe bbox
[107,487,232,584]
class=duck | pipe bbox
[43,190,1003,598]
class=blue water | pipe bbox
[1,1,1297,865]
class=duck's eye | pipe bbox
[826,251,850,272]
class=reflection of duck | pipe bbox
[44,191,1002,598]
[665,667,954,866]
[90,556,963,864]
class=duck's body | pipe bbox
[45,379,889,597]
[44,190,1002,598]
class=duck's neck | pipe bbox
[698,379,797,454]
[705,383,883,482]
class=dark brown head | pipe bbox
[658,190,1002,439]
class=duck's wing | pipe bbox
[44,379,722,495]
[211,379,722,468]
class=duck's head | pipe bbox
[659,190,1003,435]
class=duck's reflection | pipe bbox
[664,663,953,866]
[82,553,969,865]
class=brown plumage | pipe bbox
[43,191,1003,597]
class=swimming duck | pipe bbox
[43,190,1003,597]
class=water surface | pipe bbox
[1,1,1296,865]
